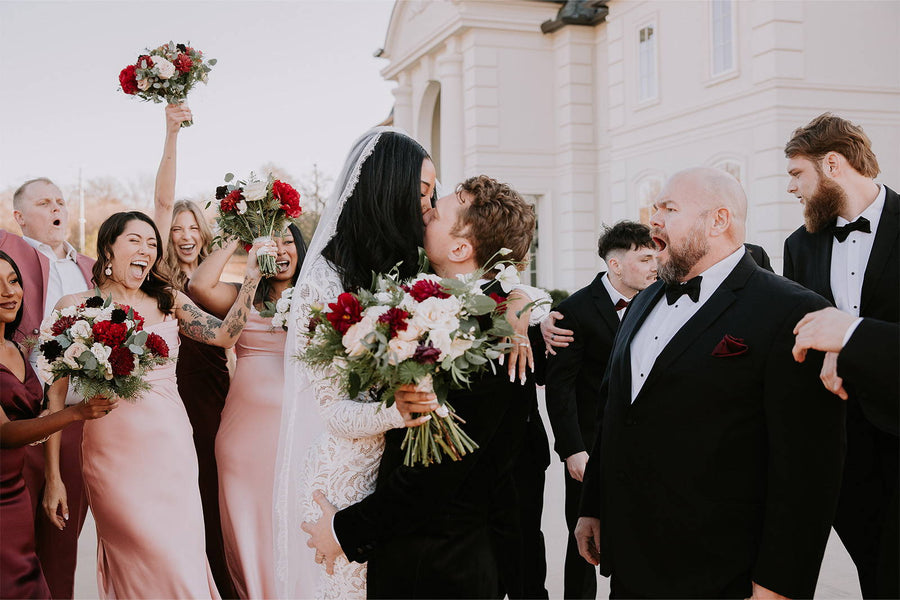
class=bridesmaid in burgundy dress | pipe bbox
[152,103,236,598]
[0,251,115,600]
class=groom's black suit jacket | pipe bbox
[579,251,846,599]
[783,185,899,598]
[333,289,545,599]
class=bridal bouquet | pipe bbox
[209,173,302,277]
[36,295,170,402]
[118,41,216,127]
[300,254,516,467]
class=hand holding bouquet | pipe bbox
[118,41,216,127]
[209,173,302,278]
[36,295,170,402]
[300,253,516,467]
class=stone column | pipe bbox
[391,71,413,134]
[437,39,465,189]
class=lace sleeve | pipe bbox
[293,257,405,439]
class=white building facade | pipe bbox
[378,0,900,290]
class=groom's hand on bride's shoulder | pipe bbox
[301,490,343,575]
[394,384,438,427]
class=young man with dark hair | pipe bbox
[545,220,656,599]
[783,112,898,599]
[302,175,547,599]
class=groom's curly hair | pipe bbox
[452,175,536,274]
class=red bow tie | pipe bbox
[614,298,630,311]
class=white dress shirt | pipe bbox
[629,246,745,402]
[830,183,885,317]
[601,272,630,321]
[23,237,90,404]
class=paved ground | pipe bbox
[74,389,862,598]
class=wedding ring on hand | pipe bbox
[519,343,529,347]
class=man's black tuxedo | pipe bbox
[783,185,899,598]
[580,251,846,598]
[545,272,620,599]
[744,243,773,272]
[839,319,899,436]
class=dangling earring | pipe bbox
[104,264,112,276]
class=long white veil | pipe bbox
[273,126,398,598]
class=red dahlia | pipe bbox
[109,346,135,377]
[409,279,450,302]
[326,293,364,335]
[377,307,410,338]
[119,65,139,95]
[145,332,169,358]
[51,315,77,336]
[92,321,128,347]
[220,189,243,212]
[272,180,302,218]
[174,53,193,74]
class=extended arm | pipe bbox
[186,238,242,319]
[153,103,193,239]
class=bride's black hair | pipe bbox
[322,132,429,291]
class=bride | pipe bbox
[274,128,542,599]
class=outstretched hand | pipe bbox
[300,490,343,575]
[165,102,192,133]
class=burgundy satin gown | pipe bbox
[1,349,51,599]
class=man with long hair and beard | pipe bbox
[783,113,898,599]
[575,167,845,599]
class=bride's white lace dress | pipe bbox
[293,254,405,599]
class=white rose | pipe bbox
[495,265,520,293]
[60,306,77,318]
[242,181,269,202]
[275,297,291,314]
[363,305,390,320]
[427,328,453,358]
[90,343,111,364]
[410,273,443,287]
[39,318,55,341]
[70,320,93,342]
[342,317,376,358]
[410,296,461,332]
[387,338,418,365]
[81,307,102,319]
[63,342,89,369]
[137,78,151,91]
[395,321,422,342]
[447,337,473,359]
[271,313,285,329]
[151,55,176,79]
[236,200,248,215]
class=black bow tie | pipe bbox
[614,298,630,311]
[831,217,871,242]
[665,276,702,305]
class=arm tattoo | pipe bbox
[222,275,255,339]
[178,303,224,343]
[178,274,258,344]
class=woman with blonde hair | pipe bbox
[152,103,236,597]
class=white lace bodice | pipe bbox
[293,255,405,599]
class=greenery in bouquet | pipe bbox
[118,41,216,127]
[36,294,171,402]
[300,254,517,467]
[207,172,302,278]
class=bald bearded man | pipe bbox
[575,168,845,599]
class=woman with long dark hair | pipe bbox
[42,211,274,598]
[188,223,306,599]
[152,102,236,599]
[0,251,114,599]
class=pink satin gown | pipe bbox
[216,310,285,599]
[81,319,220,599]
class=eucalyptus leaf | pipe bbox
[208,58,217,65]
[224,173,234,183]
[129,344,144,355]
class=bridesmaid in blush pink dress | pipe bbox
[190,224,305,599]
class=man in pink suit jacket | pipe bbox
[1,177,94,600]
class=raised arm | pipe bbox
[187,238,242,319]
[153,103,193,238]
[175,240,270,347]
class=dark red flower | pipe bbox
[409,279,450,302]
[51,315,77,336]
[220,189,243,213]
[326,293,364,335]
[92,321,127,347]
[243,243,252,252]
[120,306,145,330]
[145,332,169,358]
[412,343,442,364]
[40,340,64,362]
[308,316,321,333]
[377,307,410,338]
[215,185,229,200]
[110,308,127,324]
[109,346,135,377]
[135,54,153,69]
[84,296,104,308]
[119,65,139,95]
[174,53,193,74]
[272,180,302,218]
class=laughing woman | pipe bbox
[152,103,236,598]
[188,225,306,599]
[42,212,274,599]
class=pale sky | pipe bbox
[0,0,397,204]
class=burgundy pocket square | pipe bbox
[711,334,748,357]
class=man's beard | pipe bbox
[656,222,710,284]
[804,173,848,233]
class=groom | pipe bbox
[302,175,540,599]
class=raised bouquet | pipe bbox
[118,41,216,127]
[209,173,302,277]
[36,295,170,401]
[300,253,516,467]
[259,286,293,331]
